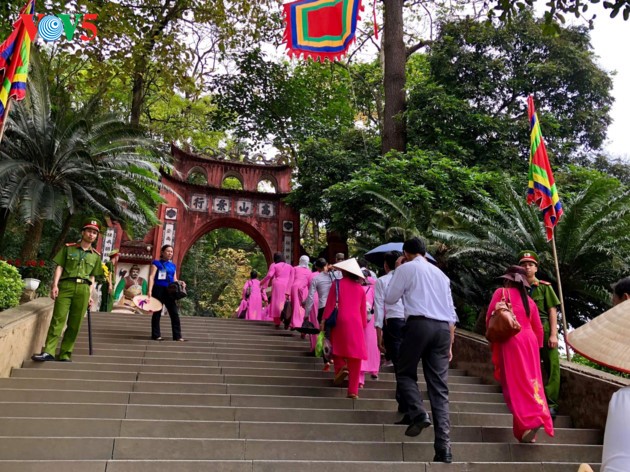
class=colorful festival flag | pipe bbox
[527,95,564,241]
[283,0,363,62]
[0,0,36,127]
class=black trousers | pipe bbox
[396,316,451,450]
[151,285,182,340]
[317,306,325,324]
[383,317,405,365]
[384,317,405,405]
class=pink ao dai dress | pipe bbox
[486,287,554,442]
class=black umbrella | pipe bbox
[364,242,437,267]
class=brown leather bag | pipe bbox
[486,288,521,343]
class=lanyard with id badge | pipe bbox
[156,261,169,282]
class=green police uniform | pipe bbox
[528,277,561,409]
[43,242,104,360]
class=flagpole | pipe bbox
[0,100,12,144]
[550,231,571,361]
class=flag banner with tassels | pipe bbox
[527,95,564,241]
[0,0,36,126]
[283,0,363,62]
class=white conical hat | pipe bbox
[332,257,365,280]
[133,295,163,313]
[567,299,630,374]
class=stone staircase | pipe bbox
[0,313,602,471]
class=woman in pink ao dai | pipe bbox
[323,259,367,399]
[241,270,265,320]
[261,252,294,328]
[487,265,554,443]
[360,274,380,387]
[290,256,312,329]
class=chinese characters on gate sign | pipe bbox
[102,228,117,261]
[163,223,175,247]
[237,200,253,216]
[190,195,208,212]
[283,235,292,264]
[184,196,276,218]
[258,202,275,218]
[213,197,231,214]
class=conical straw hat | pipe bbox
[332,258,365,280]
[567,299,630,374]
[133,295,163,313]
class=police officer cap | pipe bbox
[518,250,539,265]
[81,218,102,232]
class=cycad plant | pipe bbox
[0,48,170,259]
[434,178,630,328]
[353,190,460,269]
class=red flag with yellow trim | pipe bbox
[527,95,564,241]
[0,1,36,127]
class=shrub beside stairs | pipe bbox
[0,313,602,471]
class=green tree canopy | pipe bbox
[0,49,168,260]
[212,50,376,163]
[324,150,503,242]
[434,176,630,328]
[406,11,613,170]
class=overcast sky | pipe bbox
[586,5,629,158]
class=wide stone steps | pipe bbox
[0,417,599,443]
[0,313,601,471]
[0,461,600,472]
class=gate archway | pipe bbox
[152,145,299,270]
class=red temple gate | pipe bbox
[104,145,300,270]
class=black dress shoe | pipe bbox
[395,414,412,425]
[433,447,453,463]
[404,413,432,437]
[31,353,55,362]
[549,406,558,419]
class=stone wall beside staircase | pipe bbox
[453,328,630,431]
[0,298,53,377]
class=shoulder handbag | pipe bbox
[325,279,340,329]
[168,280,187,300]
[365,285,374,322]
[281,298,292,328]
[486,288,521,343]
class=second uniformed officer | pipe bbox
[32,218,104,362]
[519,250,561,418]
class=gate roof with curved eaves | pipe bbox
[151,145,300,270]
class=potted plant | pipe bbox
[19,260,46,291]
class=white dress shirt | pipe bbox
[384,256,457,324]
[374,271,405,329]
[602,386,630,472]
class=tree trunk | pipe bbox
[20,218,45,261]
[0,208,10,251]
[129,1,185,126]
[49,212,75,258]
[382,0,407,154]
[130,58,147,127]
[312,219,319,255]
